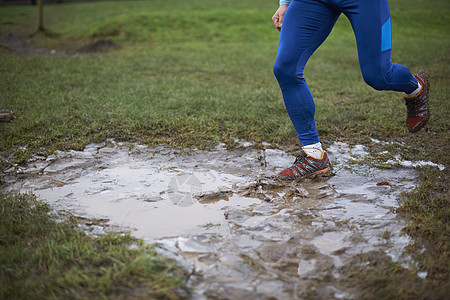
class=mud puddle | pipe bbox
[4,140,426,299]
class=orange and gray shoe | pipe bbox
[278,150,333,181]
[404,70,430,133]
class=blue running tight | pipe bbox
[273,0,419,146]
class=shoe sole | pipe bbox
[277,166,333,182]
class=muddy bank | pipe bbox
[4,140,432,299]
[0,31,118,55]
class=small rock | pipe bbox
[0,109,16,122]
[376,181,390,186]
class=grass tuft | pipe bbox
[0,192,189,299]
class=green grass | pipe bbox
[338,250,448,300]
[0,193,188,299]
[399,168,450,279]
[0,0,449,158]
[0,0,449,298]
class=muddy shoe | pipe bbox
[404,70,430,133]
[278,150,333,181]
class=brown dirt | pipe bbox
[0,31,118,56]
[75,39,119,54]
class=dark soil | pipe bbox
[0,31,118,56]
[0,0,98,6]
[76,39,119,54]
[0,31,64,55]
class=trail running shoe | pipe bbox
[278,150,332,181]
[404,70,430,133]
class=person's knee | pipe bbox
[273,59,288,81]
[361,69,389,91]
[273,58,303,83]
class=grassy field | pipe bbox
[0,0,449,298]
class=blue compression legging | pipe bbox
[273,0,419,146]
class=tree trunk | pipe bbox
[37,0,44,31]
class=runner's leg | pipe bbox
[343,0,419,93]
[273,0,340,146]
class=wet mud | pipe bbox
[4,140,422,299]
[0,31,118,56]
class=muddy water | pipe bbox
[4,140,420,299]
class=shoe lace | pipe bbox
[406,99,417,115]
[292,151,307,166]
[406,95,427,116]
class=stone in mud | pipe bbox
[377,181,391,186]
[195,190,233,203]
